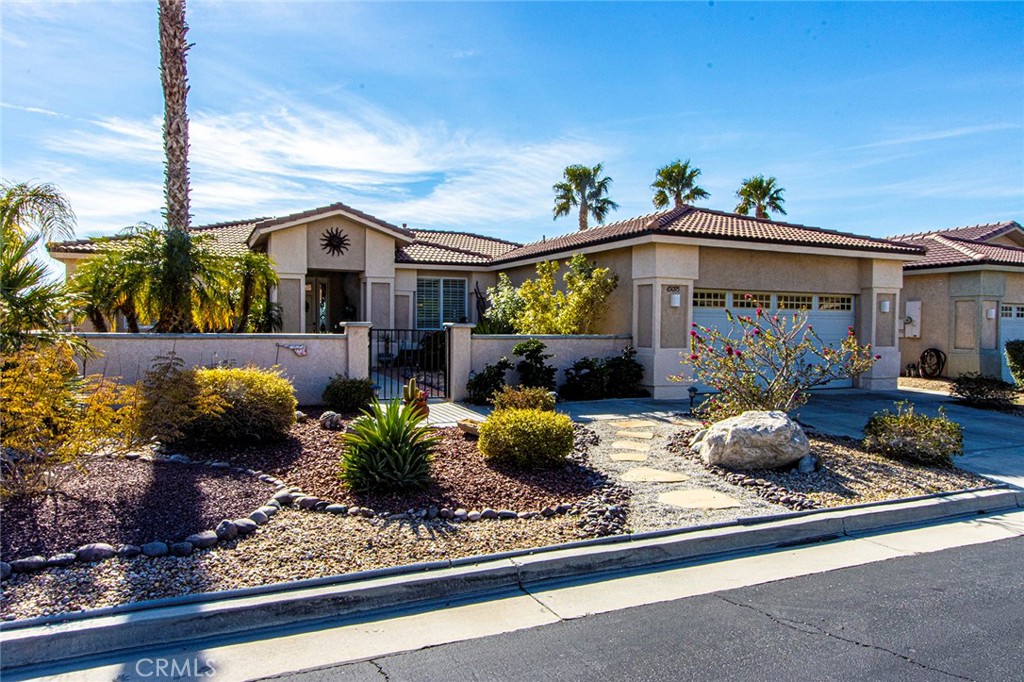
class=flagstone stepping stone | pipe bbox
[658,489,743,510]
[610,452,649,462]
[616,430,654,440]
[621,467,690,483]
[612,440,650,452]
[611,419,658,429]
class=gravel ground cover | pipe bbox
[0,459,272,561]
[0,508,584,621]
[898,377,953,393]
[177,412,602,513]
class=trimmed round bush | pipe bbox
[323,375,375,413]
[186,366,297,443]
[492,385,556,412]
[862,401,963,467]
[1004,340,1024,387]
[950,372,1019,410]
[478,408,574,469]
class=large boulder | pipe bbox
[692,410,809,470]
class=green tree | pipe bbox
[481,273,525,333]
[0,181,78,354]
[552,163,619,231]
[514,254,618,334]
[734,175,787,220]
[156,0,196,332]
[651,159,710,209]
[230,251,279,332]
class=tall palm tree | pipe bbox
[651,159,710,209]
[0,181,78,354]
[553,163,619,231]
[734,175,787,220]
[156,0,195,332]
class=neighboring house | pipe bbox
[889,221,1024,383]
[49,201,922,397]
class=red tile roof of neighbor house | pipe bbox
[888,221,1024,271]
[490,205,924,264]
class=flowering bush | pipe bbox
[672,301,878,423]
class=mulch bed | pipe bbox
[0,459,272,562]
[179,411,603,513]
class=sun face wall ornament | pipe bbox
[320,227,351,257]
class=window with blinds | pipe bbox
[416,277,467,329]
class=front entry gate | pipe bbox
[369,328,449,400]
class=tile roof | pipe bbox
[251,202,414,240]
[893,234,1024,271]
[397,230,521,265]
[888,221,1022,243]
[47,218,265,257]
[492,205,923,264]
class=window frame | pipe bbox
[415,276,467,330]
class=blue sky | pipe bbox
[2,1,1022,251]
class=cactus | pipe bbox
[403,377,420,403]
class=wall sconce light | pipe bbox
[670,293,682,308]
[879,300,891,314]
[986,308,997,320]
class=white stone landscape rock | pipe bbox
[692,410,809,470]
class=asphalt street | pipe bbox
[268,536,1024,682]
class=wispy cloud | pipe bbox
[41,95,607,237]
[848,123,1020,150]
[1,101,65,117]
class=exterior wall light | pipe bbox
[670,293,682,308]
[879,300,891,313]
[986,308,997,320]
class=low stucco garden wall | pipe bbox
[77,332,357,405]
[469,333,635,386]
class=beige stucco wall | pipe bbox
[901,269,1024,377]
[268,225,307,275]
[76,332,353,405]
[304,216,368,272]
[695,248,862,293]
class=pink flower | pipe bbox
[753,328,761,335]
[691,322,697,328]
[756,307,762,315]
[874,354,882,360]
[847,326,854,332]
[690,330,697,337]
[744,293,752,299]
[807,325,813,331]
[689,354,699,361]
[725,346,734,356]
[735,351,743,358]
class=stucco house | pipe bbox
[49,201,922,397]
[889,221,1024,383]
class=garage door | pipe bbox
[691,290,856,391]
[1000,303,1024,383]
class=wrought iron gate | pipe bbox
[368,328,449,400]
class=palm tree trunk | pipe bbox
[87,310,109,333]
[578,201,588,231]
[756,205,767,220]
[157,0,194,332]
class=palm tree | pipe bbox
[230,251,279,332]
[156,0,195,332]
[651,159,710,209]
[553,163,619,231]
[0,181,78,354]
[734,175,787,220]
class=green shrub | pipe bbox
[862,401,963,467]
[950,372,1019,410]
[492,385,556,411]
[187,366,297,443]
[323,375,375,412]
[339,399,439,492]
[604,346,646,398]
[139,354,296,444]
[478,408,574,468]
[512,339,556,389]
[560,356,606,401]
[1005,340,1024,387]
[466,357,513,405]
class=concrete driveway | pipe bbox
[793,388,1024,489]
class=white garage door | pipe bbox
[691,290,857,391]
[1000,303,1024,384]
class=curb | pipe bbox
[2,487,1020,672]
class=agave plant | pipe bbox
[339,399,439,492]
